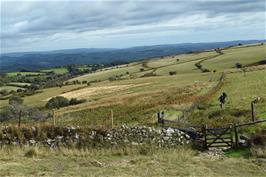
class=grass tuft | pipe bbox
[24,148,38,158]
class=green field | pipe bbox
[219,70,266,115]
[155,60,201,75]
[189,69,266,127]
[77,66,91,71]
[203,45,266,71]
[0,86,24,92]
[7,72,45,77]
[7,82,31,86]
[69,63,149,82]
[40,67,68,74]
[146,51,218,68]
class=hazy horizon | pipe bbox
[1,39,265,55]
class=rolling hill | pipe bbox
[1,42,265,128]
[1,40,264,72]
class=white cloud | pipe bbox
[1,0,265,52]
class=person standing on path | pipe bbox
[218,92,227,108]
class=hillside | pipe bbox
[0,42,266,177]
[1,40,264,72]
[1,43,265,127]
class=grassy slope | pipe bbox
[53,72,216,127]
[155,60,201,75]
[189,69,266,127]
[219,70,266,117]
[147,51,217,68]
[203,44,266,71]
[0,146,264,177]
[54,48,229,126]
[1,44,265,126]
[69,63,148,82]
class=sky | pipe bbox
[0,0,265,53]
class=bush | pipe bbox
[27,107,47,120]
[202,68,210,72]
[69,98,86,105]
[29,84,40,90]
[17,88,24,93]
[142,73,157,77]
[0,89,9,96]
[250,130,266,146]
[108,76,117,81]
[195,63,202,69]
[235,63,242,68]
[9,95,24,105]
[9,90,16,95]
[169,71,177,75]
[46,96,69,109]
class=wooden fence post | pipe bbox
[229,124,234,148]
[157,112,160,125]
[202,125,207,150]
[53,109,56,126]
[111,109,114,129]
[18,110,22,128]
[251,102,255,122]
[233,123,239,148]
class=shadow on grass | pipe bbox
[224,147,251,158]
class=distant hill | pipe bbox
[0,40,264,72]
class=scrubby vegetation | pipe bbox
[46,96,86,109]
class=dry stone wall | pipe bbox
[0,125,191,148]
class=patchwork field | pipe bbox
[69,63,150,82]
[0,43,265,128]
